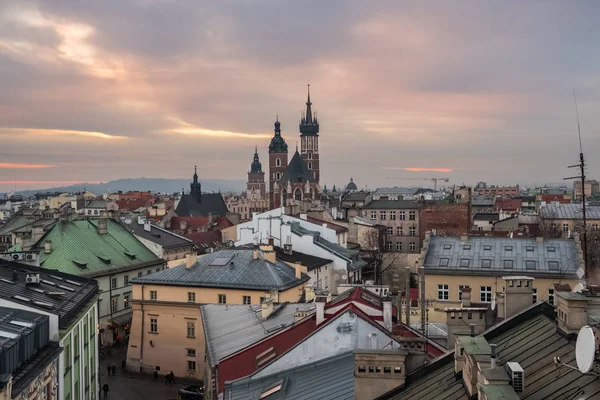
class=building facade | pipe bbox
[362,200,421,254]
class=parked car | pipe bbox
[178,385,204,400]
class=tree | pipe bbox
[360,227,405,288]
[537,210,562,239]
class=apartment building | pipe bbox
[539,202,600,236]
[362,200,421,254]
[474,184,519,197]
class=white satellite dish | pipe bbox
[576,325,596,373]
[490,299,496,311]
[341,275,348,281]
[573,283,585,293]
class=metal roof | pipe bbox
[362,200,420,210]
[132,249,310,291]
[224,351,354,400]
[279,151,316,184]
[471,196,496,207]
[122,221,192,249]
[374,187,420,196]
[423,236,579,279]
[539,203,600,220]
[175,193,228,217]
[35,219,163,278]
[473,213,500,222]
[0,260,98,329]
[201,303,314,365]
[380,303,600,400]
[274,248,332,272]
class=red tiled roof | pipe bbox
[115,198,154,211]
[170,216,233,232]
[539,194,570,204]
[494,198,521,211]
[326,286,398,317]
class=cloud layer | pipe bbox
[1,1,600,191]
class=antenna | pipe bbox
[576,325,596,373]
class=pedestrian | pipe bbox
[102,383,109,399]
[153,370,158,381]
[111,364,116,376]
[121,360,126,372]
[165,374,169,385]
[170,371,175,384]
[106,365,111,377]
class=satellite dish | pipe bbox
[574,283,585,293]
[490,299,496,311]
[576,325,596,373]
[341,275,348,281]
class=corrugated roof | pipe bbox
[362,200,420,210]
[423,236,579,279]
[132,249,309,291]
[201,303,314,365]
[224,351,355,400]
[539,203,600,220]
[35,219,163,277]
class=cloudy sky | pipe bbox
[1,1,599,192]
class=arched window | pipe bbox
[308,161,312,170]
[294,188,302,201]
[276,172,281,180]
[308,152,312,160]
[276,158,281,167]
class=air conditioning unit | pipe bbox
[11,253,24,261]
[25,253,37,261]
[25,273,40,285]
[505,362,524,393]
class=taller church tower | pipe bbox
[299,84,320,183]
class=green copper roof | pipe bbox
[457,335,491,355]
[479,385,520,400]
[36,219,162,277]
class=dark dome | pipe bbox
[346,178,357,191]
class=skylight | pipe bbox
[41,280,57,286]
[439,258,449,267]
[59,285,75,292]
[34,301,54,309]
[65,280,82,286]
[260,380,284,399]
[210,257,232,266]
[13,295,31,303]
[10,321,33,328]
[0,330,18,339]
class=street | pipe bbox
[99,343,195,400]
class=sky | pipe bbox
[1,1,600,192]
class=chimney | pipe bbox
[490,344,497,369]
[208,212,218,225]
[283,243,293,256]
[300,213,307,220]
[460,235,468,241]
[461,287,472,307]
[383,299,392,331]
[185,253,198,269]
[144,220,152,232]
[536,236,544,243]
[12,270,18,282]
[180,220,188,231]
[252,244,259,260]
[405,267,411,326]
[97,217,108,235]
[268,237,274,248]
[262,247,276,264]
[420,267,426,332]
[503,276,534,319]
[44,240,52,254]
[295,262,302,279]
[261,298,274,319]
[315,298,326,325]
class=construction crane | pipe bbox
[386,177,450,191]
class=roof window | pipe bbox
[439,258,449,267]
[526,260,536,270]
[443,244,452,250]
[504,260,514,269]
[547,246,556,253]
[260,380,285,399]
[483,245,492,251]
[210,256,233,266]
[481,259,492,268]
[548,261,559,271]
[460,259,470,268]
[463,245,471,251]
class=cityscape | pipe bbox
[2,2,600,400]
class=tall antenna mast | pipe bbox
[564,89,588,279]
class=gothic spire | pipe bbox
[305,84,312,123]
[299,84,319,136]
[193,165,198,183]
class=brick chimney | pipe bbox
[503,276,534,319]
[97,217,108,235]
[315,297,326,325]
[261,297,274,319]
[185,253,198,269]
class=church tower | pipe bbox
[190,165,201,203]
[246,146,266,200]
[299,84,320,183]
[268,117,288,208]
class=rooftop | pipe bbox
[342,192,370,203]
[362,200,420,210]
[471,196,496,207]
[201,302,314,366]
[279,151,316,184]
[122,220,193,249]
[0,260,98,329]
[373,187,420,196]
[35,219,164,278]
[539,203,600,220]
[84,199,106,209]
[302,216,348,233]
[274,248,332,271]
[473,213,500,222]
[175,193,229,217]
[423,236,580,279]
[132,249,310,291]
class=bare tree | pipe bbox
[537,209,562,239]
[360,227,405,288]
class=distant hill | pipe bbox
[16,178,246,197]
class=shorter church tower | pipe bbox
[246,146,266,200]
[268,117,288,208]
[190,165,201,203]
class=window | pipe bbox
[563,223,569,232]
[463,245,471,251]
[547,246,556,253]
[551,223,557,231]
[399,211,406,220]
[409,242,416,252]
[390,211,396,220]
[386,241,392,251]
[460,259,470,268]
[437,284,449,301]
[260,297,266,303]
[147,270,151,275]
[439,258,449,267]
[394,366,402,373]
[260,381,284,399]
[459,285,469,301]
[243,295,251,305]
[443,244,452,250]
[150,290,157,300]
[111,278,117,289]
[384,367,392,373]
[188,292,196,303]
[187,349,196,357]
[593,224,599,232]
[218,294,227,304]
[548,261,559,271]
[526,260,536,270]
[124,275,129,286]
[483,245,492,251]
[156,267,161,272]
[397,226,403,236]
[150,318,158,333]
[504,260,514,269]
[409,226,416,236]
[480,286,492,303]
[308,161,312,169]
[532,288,538,304]
[380,211,387,220]
[111,298,118,313]
[396,242,402,251]
[94,210,99,215]
[275,172,281,180]
[275,158,281,167]
[387,227,394,235]
[549,289,555,305]
[481,259,492,268]
[187,360,196,371]
[187,322,195,338]
[138,272,143,278]
[409,211,416,220]
[370,211,377,220]
[504,246,513,253]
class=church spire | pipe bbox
[193,165,198,183]
[305,84,312,123]
[299,84,319,136]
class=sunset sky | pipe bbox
[1,1,599,191]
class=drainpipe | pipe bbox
[420,267,426,335]
[405,267,411,326]
[140,283,145,373]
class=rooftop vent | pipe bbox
[505,362,524,393]
[25,273,40,285]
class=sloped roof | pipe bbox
[274,248,332,271]
[115,198,154,211]
[303,216,348,233]
[131,249,309,291]
[175,193,228,217]
[122,221,192,249]
[362,200,420,210]
[35,219,163,277]
[494,198,521,211]
[540,203,600,220]
[342,192,370,202]
[225,351,355,400]
[473,213,501,222]
[279,151,316,184]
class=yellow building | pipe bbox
[418,233,583,323]
[125,245,309,380]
